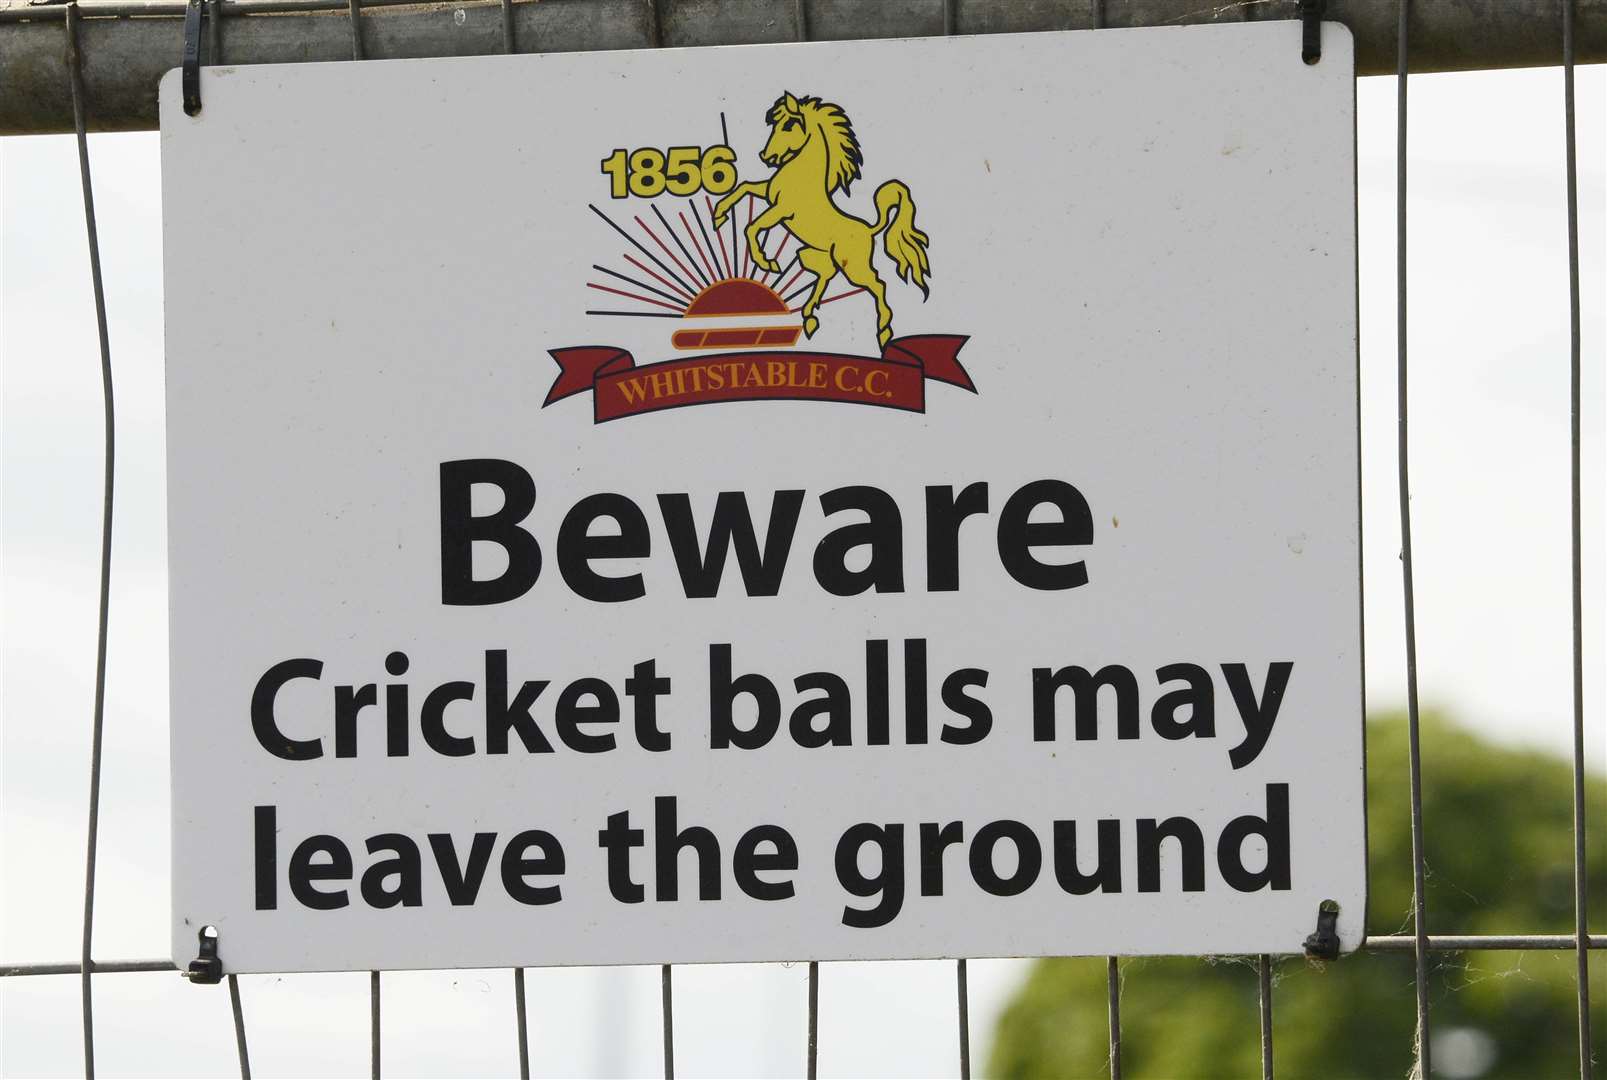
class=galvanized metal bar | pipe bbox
[1,960,178,977]
[1394,4,1433,1077]
[806,961,819,1080]
[1367,934,1607,950]
[513,968,530,1080]
[956,959,971,1080]
[660,963,674,1080]
[370,970,381,1080]
[17,933,1604,979]
[1106,957,1121,1080]
[6,0,432,14]
[1257,956,1273,1080]
[1562,2,1595,1076]
[65,4,117,1076]
[228,974,252,1080]
[5,0,1606,134]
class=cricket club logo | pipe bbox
[543,92,975,423]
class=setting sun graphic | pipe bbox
[586,194,863,351]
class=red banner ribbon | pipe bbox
[545,335,973,423]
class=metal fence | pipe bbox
[0,1,1598,1077]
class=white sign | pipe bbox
[162,22,1363,974]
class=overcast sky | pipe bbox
[3,59,1603,1079]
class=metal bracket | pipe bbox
[181,0,205,115]
[1299,0,1326,65]
[184,926,223,984]
[1303,900,1341,960]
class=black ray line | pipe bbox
[690,200,727,280]
[585,309,685,319]
[782,278,818,305]
[652,203,711,289]
[593,265,689,310]
[588,203,699,297]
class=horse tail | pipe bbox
[871,180,931,299]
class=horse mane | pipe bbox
[769,94,864,195]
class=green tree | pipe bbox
[988,713,1606,1078]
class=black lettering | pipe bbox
[835,823,904,929]
[421,681,476,756]
[1218,784,1291,892]
[1152,662,1215,740]
[970,820,1042,896]
[557,492,650,603]
[1137,817,1206,892]
[251,658,324,761]
[925,482,989,591]
[919,821,964,896]
[361,834,423,908]
[384,651,409,757]
[289,834,352,910]
[790,671,852,748]
[709,644,780,750]
[1032,665,1139,742]
[997,479,1092,590]
[654,795,720,901]
[904,638,928,745]
[939,669,992,745]
[485,650,552,754]
[427,832,497,906]
[813,485,905,596]
[1052,819,1122,894]
[440,459,542,605]
[1223,662,1293,769]
[254,805,277,910]
[334,683,377,759]
[555,678,619,754]
[625,659,673,752]
[657,490,804,597]
[597,811,645,903]
[733,825,797,901]
[502,830,565,905]
[865,639,890,746]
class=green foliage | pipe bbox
[987,713,1606,1078]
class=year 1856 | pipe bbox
[600,144,738,199]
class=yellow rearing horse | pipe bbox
[713,92,931,349]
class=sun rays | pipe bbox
[585,196,864,333]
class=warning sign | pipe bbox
[162,22,1363,974]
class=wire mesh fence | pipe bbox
[0,1,1598,1077]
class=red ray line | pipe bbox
[624,253,696,302]
[706,195,734,279]
[778,265,808,296]
[679,211,720,283]
[587,282,685,312]
[632,216,701,298]
[790,287,865,312]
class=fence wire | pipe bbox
[0,1,1597,1077]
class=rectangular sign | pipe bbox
[162,22,1363,974]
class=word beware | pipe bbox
[439,459,1094,605]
